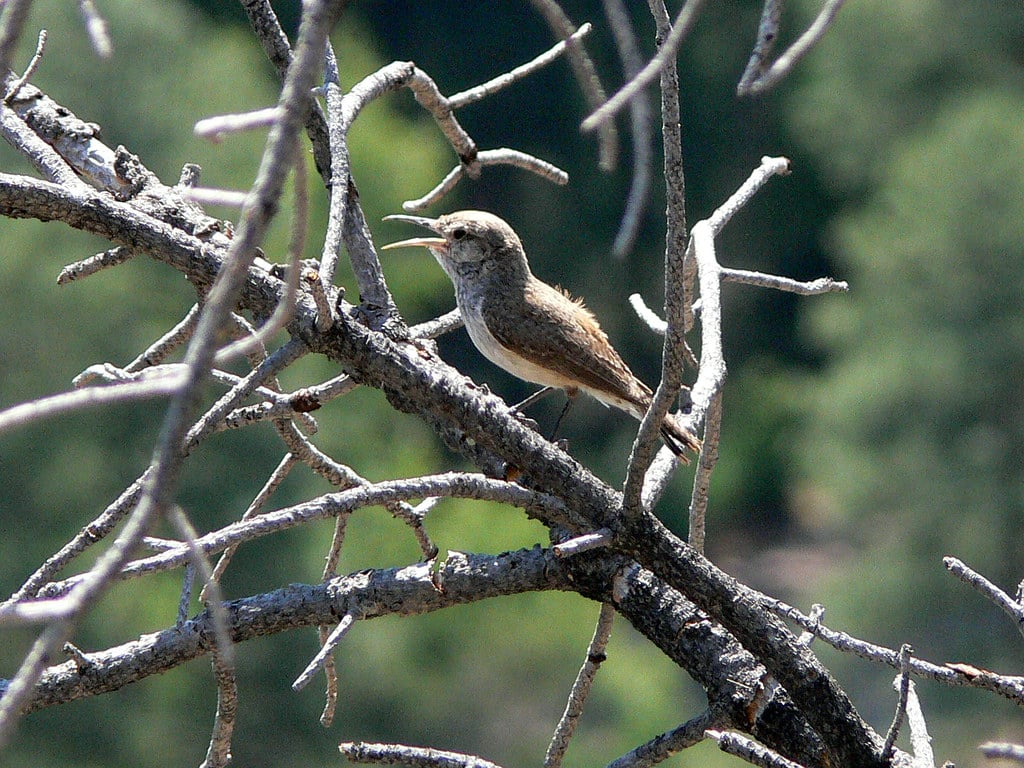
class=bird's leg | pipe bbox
[511,385,556,414]
[548,387,578,444]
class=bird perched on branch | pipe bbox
[383,210,701,461]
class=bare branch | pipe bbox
[581,0,707,133]
[720,267,849,294]
[705,730,809,768]
[0,95,86,186]
[5,474,570,613]
[20,547,567,713]
[3,28,46,102]
[57,246,137,285]
[607,708,723,768]
[340,743,507,768]
[194,106,283,140]
[687,389,722,552]
[200,648,238,768]
[76,0,112,59]
[882,644,913,761]
[768,598,1024,706]
[0,0,33,76]
[292,609,358,692]
[448,23,593,108]
[182,187,249,207]
[544,603,616,768]
[904,681,935,768]
[629,293,668,335]
[944,556,1024,639]
[0,370,185,435]
[528,0,618,171]
[980,742,1024,763]
[601,0,652,257]
[402,148,568,211]
[552,529,613,557]
[707,156,791,234]
[621,0,693,513]
[409,308,463,340]
[738,0,848,96]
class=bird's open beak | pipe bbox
[380,214,446,251]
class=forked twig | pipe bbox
[544,603,616,767]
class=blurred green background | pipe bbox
[2,0,1024,766]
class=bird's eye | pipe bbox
[451,227,467,240]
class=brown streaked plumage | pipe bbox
[382,210,701,460]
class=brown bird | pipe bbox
[383,210,701,461]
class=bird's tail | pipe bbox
[660,414,702,463]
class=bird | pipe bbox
[381,210,701,461]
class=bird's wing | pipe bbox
[481,278,651,410]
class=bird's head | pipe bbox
[382,210,527,277]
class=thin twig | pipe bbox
[581,0,707,133]
[552,529,613,557]
[687,389,722,552]
[57,247,137,285]
[621,0,693,513]
[720,267,848,294]
[5,475,573,613]
[201,647,239,768]
[307,267,335,331]
[317,503,350,726]
[76,0,112,59]
[402,148,568,211]
[292,610,358,691]
[124,304,201,372]
[0,0,35,79]
[705,730,808,768]
[736,0,782,95]
[606,707,723,768]
[409,308,463,340]
[182,188,249,208]
[904,680,935,767]
[194,106,283,140]
[0,372,185,435]
[319,57,396,309]
[167,506,234,667]
[178,563,195,626]
[215,134,308,363]
[528,0,617,171]
[882,643,913,761]
[737,0,848,96]
[270,419,438,560]
[544,603,616,768]
[768,598,1024,706]
[3,28,47,103]
[448,23,593,108]
[601,0,652,257]
[184,338,308,450]
[945,556,1024,639]
[980,742,1024,763]
[202,454,299,602]
[629,293,668,335]
[707,156,791,235]
[340,742,508,768]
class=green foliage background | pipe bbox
[1,1,1023,766]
